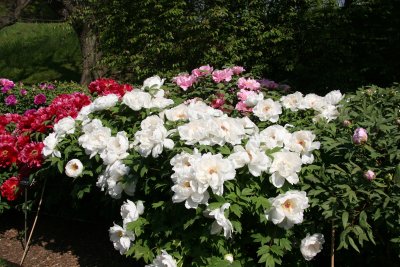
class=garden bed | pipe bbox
[0,210,138,267]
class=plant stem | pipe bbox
[331,221,335,267]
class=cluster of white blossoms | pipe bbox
[170,151,236,209]
[42,116,76,158]
[109,200,144,255]
[280,90,343,122]
[133,115,175,158]
[42,74,341,262]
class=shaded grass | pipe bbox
[0,22,82,84]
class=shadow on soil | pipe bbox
[0,210,140,267]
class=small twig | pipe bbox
[331,220,335,267]
[20,178,47,266]
[24,188,27,248]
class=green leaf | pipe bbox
[342,211,349,229]
[347,236,360,253]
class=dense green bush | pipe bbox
[82,0,400,94]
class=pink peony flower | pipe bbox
[5,95,17,106]
[353,127,368,144]
[173,74,197,91]
[20,89,27,96]
[237,89,255,101]
[212,69,234,83]
[237,77,261,91]
[192,65,214,77]
[235,101,252,112]
[34,94,47,105]
[231,66,245,75]
[364,170,376,181]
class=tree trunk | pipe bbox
[0,0,31,30]
[76,23,104,85]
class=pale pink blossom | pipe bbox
[353,128,368,144]
[237,77,260,91]
[173,74,197,91]
[212,69,234,83]
[192,65,214,77]
[235,101,252,112]
[237,89,253,101]
[364,170,375,181]
[231,66,245,75]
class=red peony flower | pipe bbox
[88,78,132,98]
[0,134,16,145]
[0,177,21,201]
[18,142,44,168]
[0,144,18,168]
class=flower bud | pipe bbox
[364,170,375,181]
[343,120,351,127]
[353,127,368,144]
[224,254,234,263]
[396,119,400,126]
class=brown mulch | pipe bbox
[0,210,140,267]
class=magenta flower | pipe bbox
[34,93,47,105]
[353,127,368,144]
[0,78,15,93]
[364,170,376,181]
[231,66,245,75]
[24,109,37,116]
[237,77,261,91]
[192,65,214,77]
[5,94,17,106]
[20,89,27,96]
[173,74,197,91]
[212,69,234,83]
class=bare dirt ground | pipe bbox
[0,210,140,267]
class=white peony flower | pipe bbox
[109,223,135,255]
[141,75,165,90]
[134,115,174,158]
[300,93,326,111]
[265,190,309,229]
[210,116,247,146]
[76,104,93,122]
[171,176,210,209]
[122,90,152,111]
[187,100,223,121]
[300,233,325,261]
[91,94,119,111]
[150,95,174,109]
[100,131,130,165]
[324,90,343,105]
[228,136,271,176]
[253,98,282,123]
[244,91,264,107]
[192,153,236,196]
[165,103,189,121]
[285,131,320,164]
[53,116,75,136]
[205,203,233,239]
[177,119,213,146]
[78,125,112,158]
[96,160,131,199]
[65,159,84,178]
[42,133,61,158]
[280,92,303,111]
[120,199,144,226]
[145,250,177,267]
[259,125,291,150]
[269,151,302,188]
[313,105,339,122]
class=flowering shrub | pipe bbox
[0,89,91,212]
[0,79,87,115]
[39,66,347,266]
